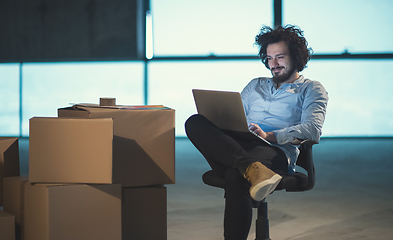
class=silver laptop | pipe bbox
[192,89,271,146]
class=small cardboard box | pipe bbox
[0,137,20,206]
[58,105,175,187]
[3,176,29,240]
[24,183,121,240]
[29,117,113,184]
[122,185,167,240]
[0,210,16,240]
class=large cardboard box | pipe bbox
[24,183,121,240]
[3,176,29,240]
[58,105,175,187]
[0,137,20,206]
[122,185,167,240]
[0,210,15,240]
[29,117,114,184]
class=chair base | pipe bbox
[255,200,271,240]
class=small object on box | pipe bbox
[100,97,116,106]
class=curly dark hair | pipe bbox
[255,25,312,72]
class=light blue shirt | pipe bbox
[241,75,328,173]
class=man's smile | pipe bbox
[271,67,284,74]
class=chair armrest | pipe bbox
[289,139,318,192]
[296,139,318,169]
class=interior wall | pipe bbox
[0,0,140,62]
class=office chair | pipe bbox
[202,140,317,240]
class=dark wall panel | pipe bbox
[0,0,141,62]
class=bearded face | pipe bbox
[270,63,296,85]
[266,41,298,86]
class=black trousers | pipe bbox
[185,114,288,240]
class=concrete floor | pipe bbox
[17,137,393,240]
[168,138,393,240]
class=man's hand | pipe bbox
[249,123,266,138]
[248,123,277,143]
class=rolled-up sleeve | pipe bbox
[273,81,328,144]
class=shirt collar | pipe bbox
[292,75,305,85]
[273,75,305,89]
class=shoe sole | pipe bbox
[250,174,282,201]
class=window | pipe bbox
[0,64,20,136]
[1,1,392,138]
[21,62,144,136]
[303,59,393,136]
[283,0,393,54]
[148,60,271,136]
[151,0,273,56]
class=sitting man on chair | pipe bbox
[185,25,328,240]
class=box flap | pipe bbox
[73,104,172,111]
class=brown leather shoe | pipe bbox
[244,162,282,201]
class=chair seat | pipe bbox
[202,170,226,188]
[276,172,308,191]
[202,170,309,193]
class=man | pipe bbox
[185,25,328,240]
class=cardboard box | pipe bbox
[24,183,121,240]
[58,105,175,187]
[0,209,15,240]
[29,117,114,184]
[122,185,167,240]
[3,176,29,240]
[1,137,20,206]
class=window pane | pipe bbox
[283,0,393,53]
[22,61,144,136]
[0,63,20,136]
[302,59,393,137]
[151,0,273,56]
[149,59,393,137]
[148,60,272,136]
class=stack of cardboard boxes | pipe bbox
[1,104,175,240]
[1,137,20,240]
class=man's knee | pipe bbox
[184,114,207,136]
[184,114,198,136]
[185,114,198,128]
